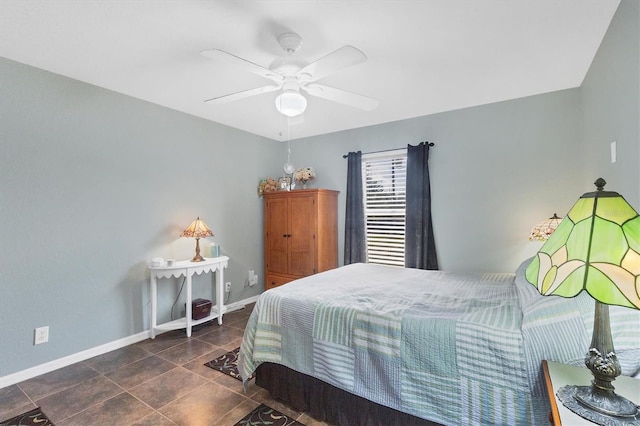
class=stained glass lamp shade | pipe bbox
[180,217,213,262]
[525,178,640,425]
[529,213,562,241]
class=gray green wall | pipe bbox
[289,89,582,273]
[0,58,278,379]
[581,0,639,204]
[1,0,637,382]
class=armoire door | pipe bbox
[265,196,289,275]
[287,195,316,276]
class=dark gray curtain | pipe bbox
[344,151,366,264]
[405,142,438,270]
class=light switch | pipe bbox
[611,141,617,163]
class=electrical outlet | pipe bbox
[248,270,258,286]
[225,282,231,292]
[34,326,49,345]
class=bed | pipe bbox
[238,261,640,425]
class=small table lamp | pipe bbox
[525,178,640,425]
[529,213,562,241]
[180,217,213,262]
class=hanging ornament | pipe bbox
[282,117,295,189]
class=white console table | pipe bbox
[149,256,229,338]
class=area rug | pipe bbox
[204,347,253,381]
[0,407,55,426]
[234,404,304,426]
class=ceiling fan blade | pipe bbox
[303,84,379,111]
[204,85,280,104]
[201,48,283,83]
[298,45,367,82]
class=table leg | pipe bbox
[150,274,157,339]
[186,273,193,337]
[216,266,224,325]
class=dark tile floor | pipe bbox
[0,305,327,426]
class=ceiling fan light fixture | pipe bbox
[275,90,307,117]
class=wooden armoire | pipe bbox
[263,188,339,289]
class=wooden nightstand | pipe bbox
[542,360,640,425]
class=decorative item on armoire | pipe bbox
[525,178,640,425]
[257,179,267,197]
[294,167,316,189]
[283,142,296,190]
[180,217,214,262]
[258,178,278,196]
[278,176,294,191]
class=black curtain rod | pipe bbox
[342,141,434,158]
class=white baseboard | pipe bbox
[0,295,260,389]
[226,295,259,313]
[0,331,151,389]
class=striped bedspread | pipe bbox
[238,262,640,426]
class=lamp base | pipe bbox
[557,385,640,425]
[190,237,205,262]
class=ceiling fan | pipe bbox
[201,32,378,117]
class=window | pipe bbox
[362,149,407,266]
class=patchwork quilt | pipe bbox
[238,262,640,426]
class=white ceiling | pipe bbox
[0,1,620,141]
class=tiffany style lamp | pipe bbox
[525,178,640,425]
[529,213,563,241]
[180,217,214,262]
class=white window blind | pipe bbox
[361,149,407,267]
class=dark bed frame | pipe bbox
[256,363,442,426]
